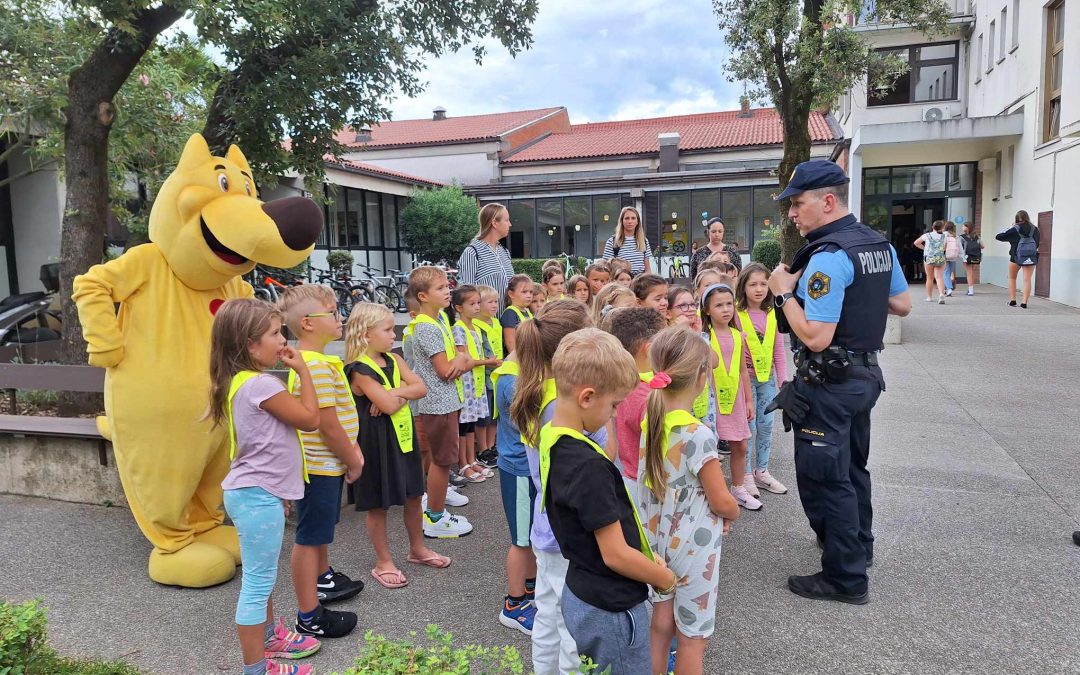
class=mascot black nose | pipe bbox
[262,197,323,251]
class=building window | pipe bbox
[1011,0,1020,50]
[975,34,983,83]
[999,7,1008,62]
[720,189,751,251]
[592,195,621,257]
[1044,1,1065,143]
[506,199,536,258]
[868,42,959,106]
[988,20,996,72]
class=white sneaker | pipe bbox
[445,485,469,507]
[754,469,788,495]
[731,485,763,511]
[966,288,974,296]
[423,510,473,538]
[743,473,760,498]
[923,297,933,302]
[938,295,945,304]
[945,288,953,297]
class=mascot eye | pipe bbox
[244,180,252,196]
[217,174,229,192]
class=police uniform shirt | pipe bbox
[799,244,908,322]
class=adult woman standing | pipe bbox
[689,217,742,280]
[958,223,983,296]
[996,210,1040,308]
[602,206,653,275]
[457,203,515,311]
[914,220,948,304]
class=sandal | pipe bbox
[471,462,494,478]
[406,551,452,568]
[461,466,486,483]
[371,568,408,589]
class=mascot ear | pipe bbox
[176,134,212,172]
[226,145,253,175]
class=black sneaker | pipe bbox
[317,570,364,604]
[787,573,868,605]
[295,605,357,638]
[477,448,499,469]
[717,440,731,455]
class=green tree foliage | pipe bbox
[713,0,949,262]
[399,186,480,264]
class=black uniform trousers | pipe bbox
[792,366,884,595]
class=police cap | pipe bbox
[775,159,850,201]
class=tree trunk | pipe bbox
[58,6,183,414]
[776,105,814,265]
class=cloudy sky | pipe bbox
[388,0,746,124]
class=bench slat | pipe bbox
[0,364,105,392]
[0,414,102,439]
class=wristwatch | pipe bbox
[774,292,794,309]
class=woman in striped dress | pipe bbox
[602,206,653,275]
[457,204,516,311]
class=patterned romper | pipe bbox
[638,421,724,638]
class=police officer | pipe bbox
[768,159,911,604]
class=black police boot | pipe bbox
[1073,531,1080,547]
[787,573,868,605]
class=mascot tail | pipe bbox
[95,415,112,441]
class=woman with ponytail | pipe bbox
[639,327,739,675]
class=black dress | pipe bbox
[345,358,425,511]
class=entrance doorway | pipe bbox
[890,198,945,282]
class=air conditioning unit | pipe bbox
[922,104,952,122]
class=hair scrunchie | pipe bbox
[649,372,672,389]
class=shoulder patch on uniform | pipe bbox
[807,271,830,300]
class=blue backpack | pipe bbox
[1015,226,1038,266]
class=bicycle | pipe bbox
[248,266,304,303]
[355,264,405,313]
[310,267,365,320]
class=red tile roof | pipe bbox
[338,107,566,149]
[329,158,443,187]
[503,108,837,163]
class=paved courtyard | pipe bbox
[1,285,1078,673]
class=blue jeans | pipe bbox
[746,375,778,474]
[224,486,285,625]
[943,260,956,291]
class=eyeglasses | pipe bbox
[306,311,342,320]
[673,303,697,313]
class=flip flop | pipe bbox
[370,568,408,589]
[405,552,452,569]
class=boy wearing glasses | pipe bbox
[278,285,365,639]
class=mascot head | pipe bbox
[149,134,322,290]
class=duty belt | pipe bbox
[794,346,879,385]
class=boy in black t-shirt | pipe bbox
[540,328,676,674]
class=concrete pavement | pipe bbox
[1,284,1078,673]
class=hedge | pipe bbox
[511,257,589,282]
[751,240,782,271]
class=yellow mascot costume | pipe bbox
[72,134,322,588]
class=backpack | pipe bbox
[962,235,982,263]
[944,234,959,261]
[923,232,946,264]
[1015,226,1038,265]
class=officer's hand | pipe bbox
[769,264,801,295]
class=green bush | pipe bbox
[751,239,782,271]
[399,185,479,264]
[325,250,355,275]
[511,257,589,282]
[334,625,524,675]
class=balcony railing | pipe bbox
[853,0,972,27]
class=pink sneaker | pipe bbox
[731,485,763,511]
[743,473,760,498]
[754,469,788,495]
[265,660,315,674]
[265,618,321,660]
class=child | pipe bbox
[735,263,789,499]
[568,274,591,305]
[698,259,739,280]
[449,285,499,483]
[631,273,669,313]
[694,269,729,301]
[585,261,612,296]
[530,283,547,315]
[700,283,759,511]
[610,258,633,285]
[542,328,676,674]
[344,303,450,588]
[542,265,566,301]
[500,273,535,353]
[600,307,667,496]
[213,299,322,675]
[405,266,473,538]
[509,300,598,675]
[277,285,365,639]
[590,282,635,326]
[667,286,701,332]
[639,327,740,675]
[474,285,503,468]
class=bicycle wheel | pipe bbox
[396,281,409,302]
[372,285,404,313]
[336,285,363,319]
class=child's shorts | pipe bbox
[499,471,536,548]
[295,474,344,546]
[419,411,460,467]
[458,421,476,436]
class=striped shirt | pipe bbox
[602,235,653,275]
[291,357,359,476]
[457,239,514,310]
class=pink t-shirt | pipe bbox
[221,373,306,501]
[740,309,789,383]
[615,380,650,479]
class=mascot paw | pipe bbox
[149,542,237,588]
[88,347,125,368]
[193,525,241,564]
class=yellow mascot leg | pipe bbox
[189,437,241,564]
